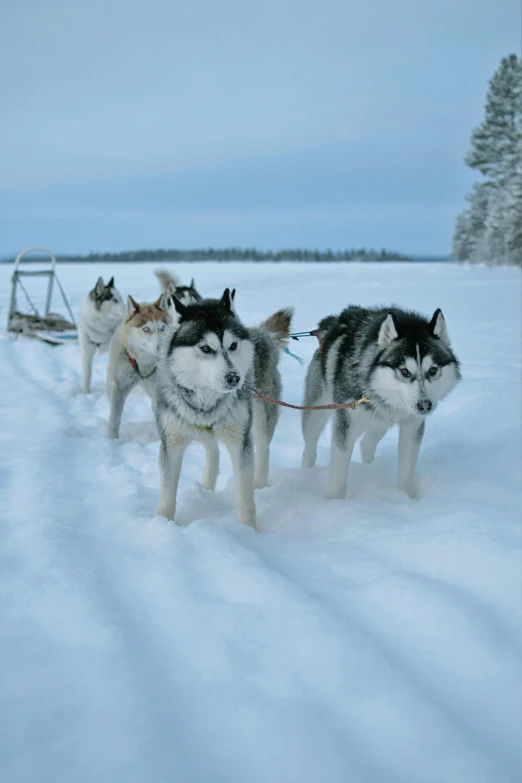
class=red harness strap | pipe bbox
[311,329,323,351]
[254,390,371,411]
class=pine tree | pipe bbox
[453,54,522,265]
[465,54,522,182]
[453,211,472,261]
[481,187,507,264]
[505,163,522,264]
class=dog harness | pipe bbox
[127,352,156,379]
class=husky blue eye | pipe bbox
[143,326,150,333]
[200,345,211,353]
[400,368,411,378]
[160,325,166,331]
[229,342,238,351]
[428,366,438,376]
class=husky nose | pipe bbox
[225,372,240,387]
[416,399,433,414]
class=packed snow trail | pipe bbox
[0,263,520,783]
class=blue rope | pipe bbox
[284,346,305,365]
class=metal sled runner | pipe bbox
[7,247,77,345]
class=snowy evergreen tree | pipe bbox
[504,163,522,264]
[465,55,522,182]
[453,211,472,261]
[481,187,507,264]
[453,54,522,265]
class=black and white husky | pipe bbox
[301,306,461,500]
[155,290,293,529]
[78,277,125,393]
[154,268,202,305]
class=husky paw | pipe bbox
[107,430,119,440]
[254,476,269,490]
[239,508,257,529]
[199,478,217,492]
[359,437,376,464]
[325,485,347,501]
[156,504,176,521]
[398,482,421,500]
[301,452,317,469]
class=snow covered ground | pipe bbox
[0,261,520,783]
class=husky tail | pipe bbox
[154,268,179,296]
[258,307,294,350]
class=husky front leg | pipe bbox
[301,355,330,468]
[252,401,277,489]
[397,419,425,498]
[360,423,388,464]
[107,380,135,439]
[326,410,357,500]
[80,338,96,393]
[201,437,220,491]
[222,431,256,529]
[157,438,186,521]
[302,409,331,468]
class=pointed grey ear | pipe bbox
[158,293,170,313]
[95,277,104,296]
[126,295,140,315]
[429,309,449,345]
[378,313,398,348]
[220,288,232,310]
[107,276,114,289]
[230,288,236,302]
[172,295,187,317]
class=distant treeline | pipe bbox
[49,247,411,263]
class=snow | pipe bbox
[0,262,520,783]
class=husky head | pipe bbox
[165,289,253,394]
[124,295,170,358]
[89,276,125,322]
[370,308,461,417]
[155,268,203,306]
[174,279,203,306]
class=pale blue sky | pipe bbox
[1,0,520,256]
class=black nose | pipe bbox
[416,399,433,414]
[225,372,240,387]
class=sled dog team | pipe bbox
[78,270,461,530]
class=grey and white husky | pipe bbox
[106,295,170,439]
[155,290,293,528]
[301,306,461,500]
[78,276,125,393]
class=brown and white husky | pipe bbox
[106,295,170,439]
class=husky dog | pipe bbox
[106,295,170,439]
[154,268,202,305]
[155,290,293,528]
[302,306,461,500]
[78,277,125,393]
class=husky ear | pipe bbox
[378,313,398,348]
[127,295,140,315]
[429,309,449,345]
[158,293,171,313]
[94,277,104,296]
[220,288,232,310]
[153,295,164,310]
[230,288,236,302]
[107,276,114,289]
[172,295,187,317]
